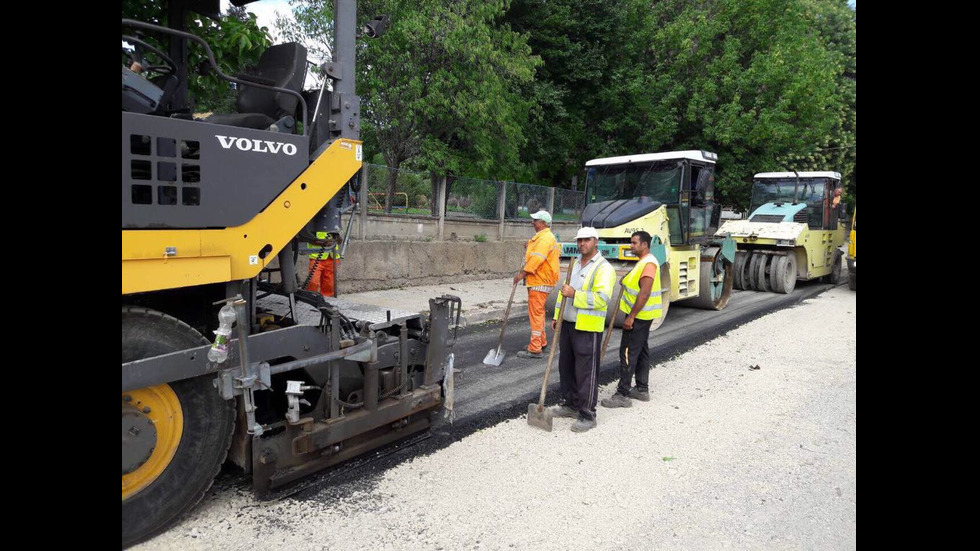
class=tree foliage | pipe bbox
[284,0,540,212]
[622,0,852,211]
[141,0,853,212]
[122,0,272,113]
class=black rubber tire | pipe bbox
[828,250,843,285]
[754,252,772,292]
[781,253,798,294]
[122,307,236,548]
[746,253,763,291]
[733,250,750,291]
[769,256,786,294]
[688,250,733,310]
[848,272,856,291]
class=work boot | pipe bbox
[517,350,544,359]
[549,404,577,418]
[600,393,632,408]
[628,388,651,402]
[570,416,597,433]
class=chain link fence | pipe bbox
[445,177,500,220]
[503,181,549,220]
[553,187,586,222]
[362,164,583,222]
[364,164,437,216]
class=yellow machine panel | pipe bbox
[122,139,362,295]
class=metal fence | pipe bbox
[446,177,500,220]
[553,188,586,222]
[364,164,436,216]
[362,163,584,222]
[503,181,549,220]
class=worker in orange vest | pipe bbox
[301,232,340,297]
[515,210,560,359]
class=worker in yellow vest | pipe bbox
[301,232,341,297]
[551,226,616,432]
[601,230,662,408]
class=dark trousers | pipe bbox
[617,317,653,395]
[557,320,601,421]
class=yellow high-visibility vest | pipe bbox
[619,254,662,320]
[303,232,341,260]
[555,258,616,332]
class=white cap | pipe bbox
[529,210,552,225]
[575,226,599,240]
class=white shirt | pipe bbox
[562,253,604,323]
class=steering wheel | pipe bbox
[122,35,176,76]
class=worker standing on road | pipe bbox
[601,230,662,409]
[301,232,341,297]
[550,226,616,432]
[515,210,560,359]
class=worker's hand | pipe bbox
[623,316,635,331]
[513,272,524,285]
[560,285,575,298]
[552,319,557,330]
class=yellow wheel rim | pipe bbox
[122,384,183,501]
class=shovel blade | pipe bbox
[482,348,505,366]
[527,403,553,431]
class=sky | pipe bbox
[222,0,293,42]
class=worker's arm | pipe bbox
[513,269,533,285]
[516,237,548,284]
[624,276,654,330]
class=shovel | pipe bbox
[599,276,627,362]
[482,279,520,366]
[528,263,574,431]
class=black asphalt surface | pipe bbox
[233,280,841,503]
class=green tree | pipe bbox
[627,0,854,212]
[504,0,643,187]
[285,0,540,212]
[784,0,856,207]
[122,0,272,113]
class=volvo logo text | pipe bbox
[215,135,297,156]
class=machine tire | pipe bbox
[746,253,764,291]
[688,247,733,310]
[769,256,786,293]
[848,272,856,291]
[780,253,798,294]
[828,250,843,285]
[754,252,772,293]
[122,307,236,548]
[733,250,750,291]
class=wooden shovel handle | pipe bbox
[538,262,574,409]
[599,276,627,363]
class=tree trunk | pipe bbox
[385,164,398,214]
[430,172,440,216]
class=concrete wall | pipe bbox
[292,219,578,293]
[333,241,523,293]
[283,212,584,293]
[348,212,580,243]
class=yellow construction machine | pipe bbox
[122,1,458,546]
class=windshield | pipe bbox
[586,162,681,204]
[749,178,827,212]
